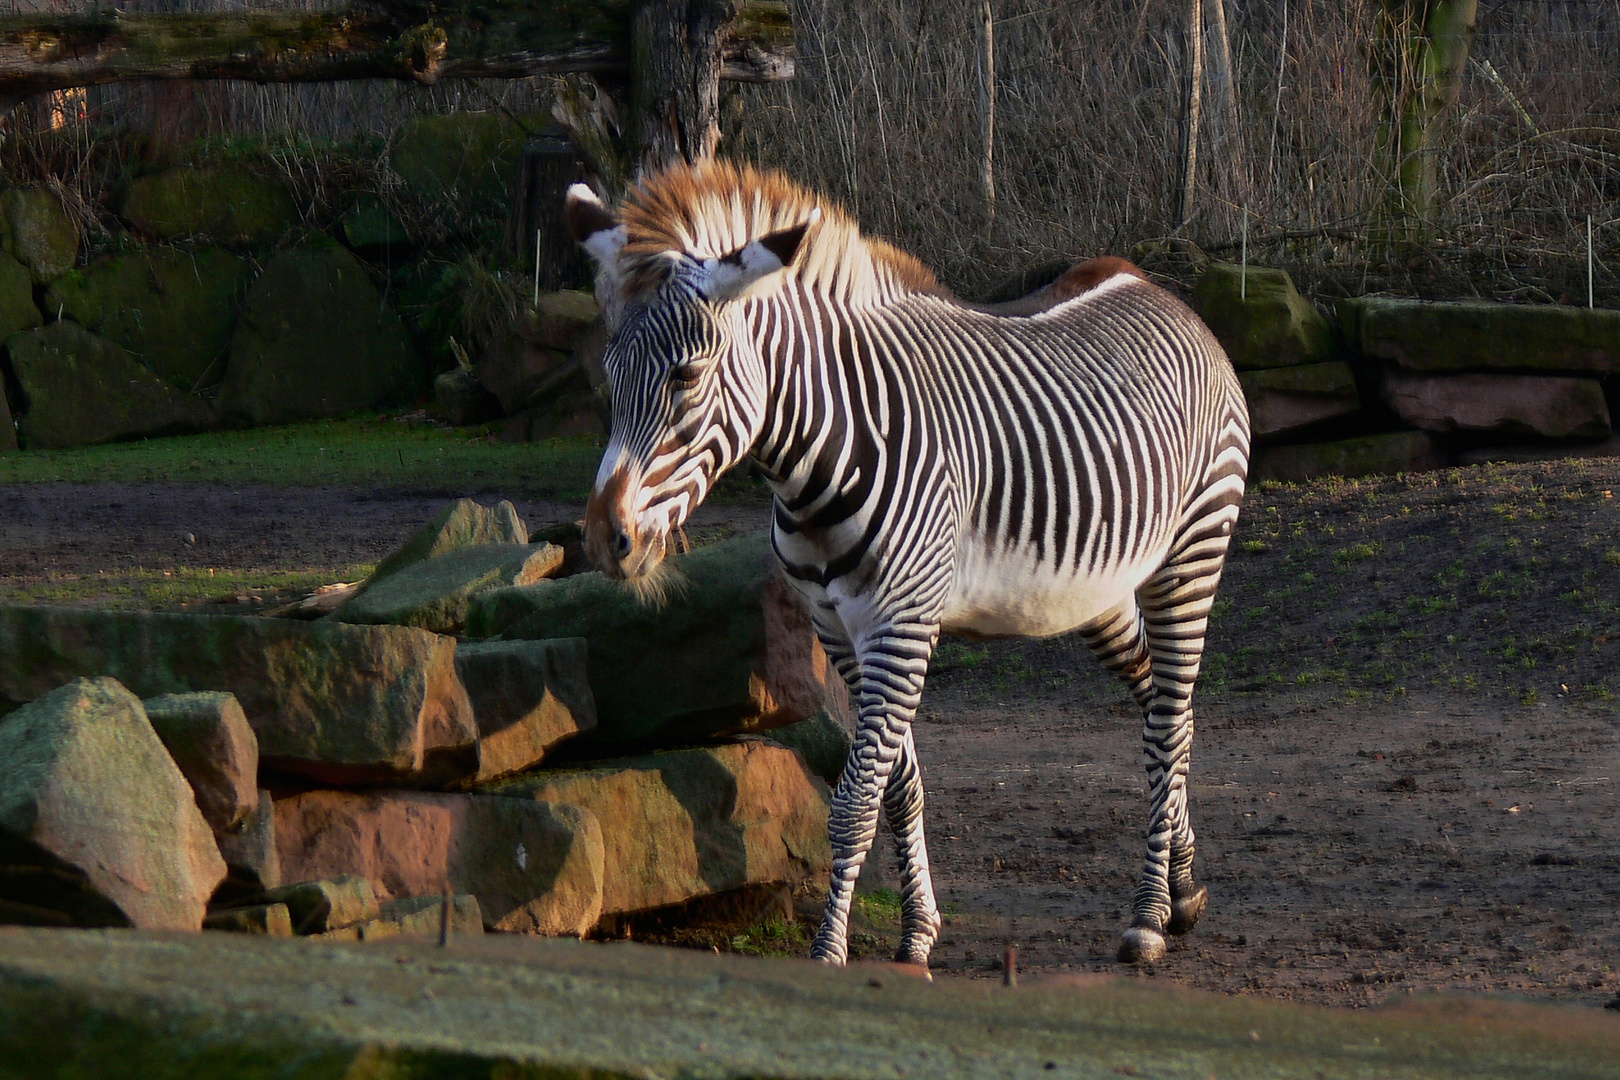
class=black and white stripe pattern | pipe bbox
[569,165,1250,968]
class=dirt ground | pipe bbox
[2,465,1618,1011]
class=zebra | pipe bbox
[565,161,1250,968]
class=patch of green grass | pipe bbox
[1332,541,1383,567]
[0,417,605,499]
[932,641,991,673]
[729,918,813,958]
[855,887,903,924]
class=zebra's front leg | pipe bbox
[811,640,933,966]
[882,728,941,967]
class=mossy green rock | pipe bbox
[0,250,42,338]
[7,320,216,449]
[1237,360,1361,437]
[1,186,79,282]
[0,677,225,930]
[329,542,563,635]
[0,606,477,786]
[2,930,1616,1080]
[216,243,420,425]
[1193,262,1334,369]
[467,533,844,753]
[45,247,252,391]
[339,194,412,250]
[391,112,533,210]
[1255,431,1439,483]
[365,498,530,586]
[1341,296,1620,372]
[120,164,297,244]
[484,741,831,917]
[767,708,853,787]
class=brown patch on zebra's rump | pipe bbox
[973,256,1152,316]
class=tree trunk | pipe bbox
[0,0,793,97]
[630,0,745,171]
[1372,0,1479,244]
[1175,0,1204,230]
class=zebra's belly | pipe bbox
[941,540,1158,638]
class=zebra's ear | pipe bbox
[565,183,626,267]
[699,214,816,302]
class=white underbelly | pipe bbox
[941,538,1160,637]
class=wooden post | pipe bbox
[506,129,590,290]
[1175,0,1204,230]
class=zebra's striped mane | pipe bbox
[618,161,952,306]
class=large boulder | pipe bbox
[431,367,501,427]
[0,250,42,338]
[245,874,380,935]
[6,320,216,449]
[1,186,79,282]
[274,790,604,937]
[1253,431,1440,483]
[0,607,477,786]
[1192,262,1334,369]
[0,677,225,929]
[1238,361,1361,438]
[475,290,603,415]
[456,638,596,782]
[141,692,259,834]
[468,533,848,753]
[1382,371,1612,439]
[119,165,298,244]
[365,498,530,585]
[339,194,411,251]
[391,112,532,211]
[766,708,853,788]
[483,740,831,917]
[1342,297,1620,373]
[329,543,562,635]
[45,247,253,391]
[215,242,420,426]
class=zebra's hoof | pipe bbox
[1117,926,1167,964]
[1167,886,1208,936]
[893,947,934,977]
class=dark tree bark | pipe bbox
[630,0,744,169]
[0,0,793,97]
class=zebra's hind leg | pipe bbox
[1116,515,1236,964]
[882,727,942,969]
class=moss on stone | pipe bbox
[120,165,298,244]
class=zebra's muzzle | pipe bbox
[584,467,668,582]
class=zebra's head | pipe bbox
[565,180,813,586]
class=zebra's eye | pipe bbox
[669,362,703,388]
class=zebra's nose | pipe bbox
[612,529,633,559]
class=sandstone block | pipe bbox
[215,243,421,426]
[215,790,280,904]
[0,677,225,929]
[142,691,259,833]
[530,290,602,351]
[0,607,477,786]
[321,895,484,942]
[45,246,253,391]
[1253,431,1440,483]
[330,543,562,635]
[1382,371,1611,439]
[456,638,596,782]
[766,708,854,787]
[248,874,380,934]
[1238,361,1361,437]
[366,498,530,586]
[1192,263,1334,369]
[7,320,216,449]
[119,165,298,244]
[203,902,292,937]
[274,790,603,937]
[432,367,501,426]
[468,533,848,753]
[484,741,832,917]
[1344,296,1620,373]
